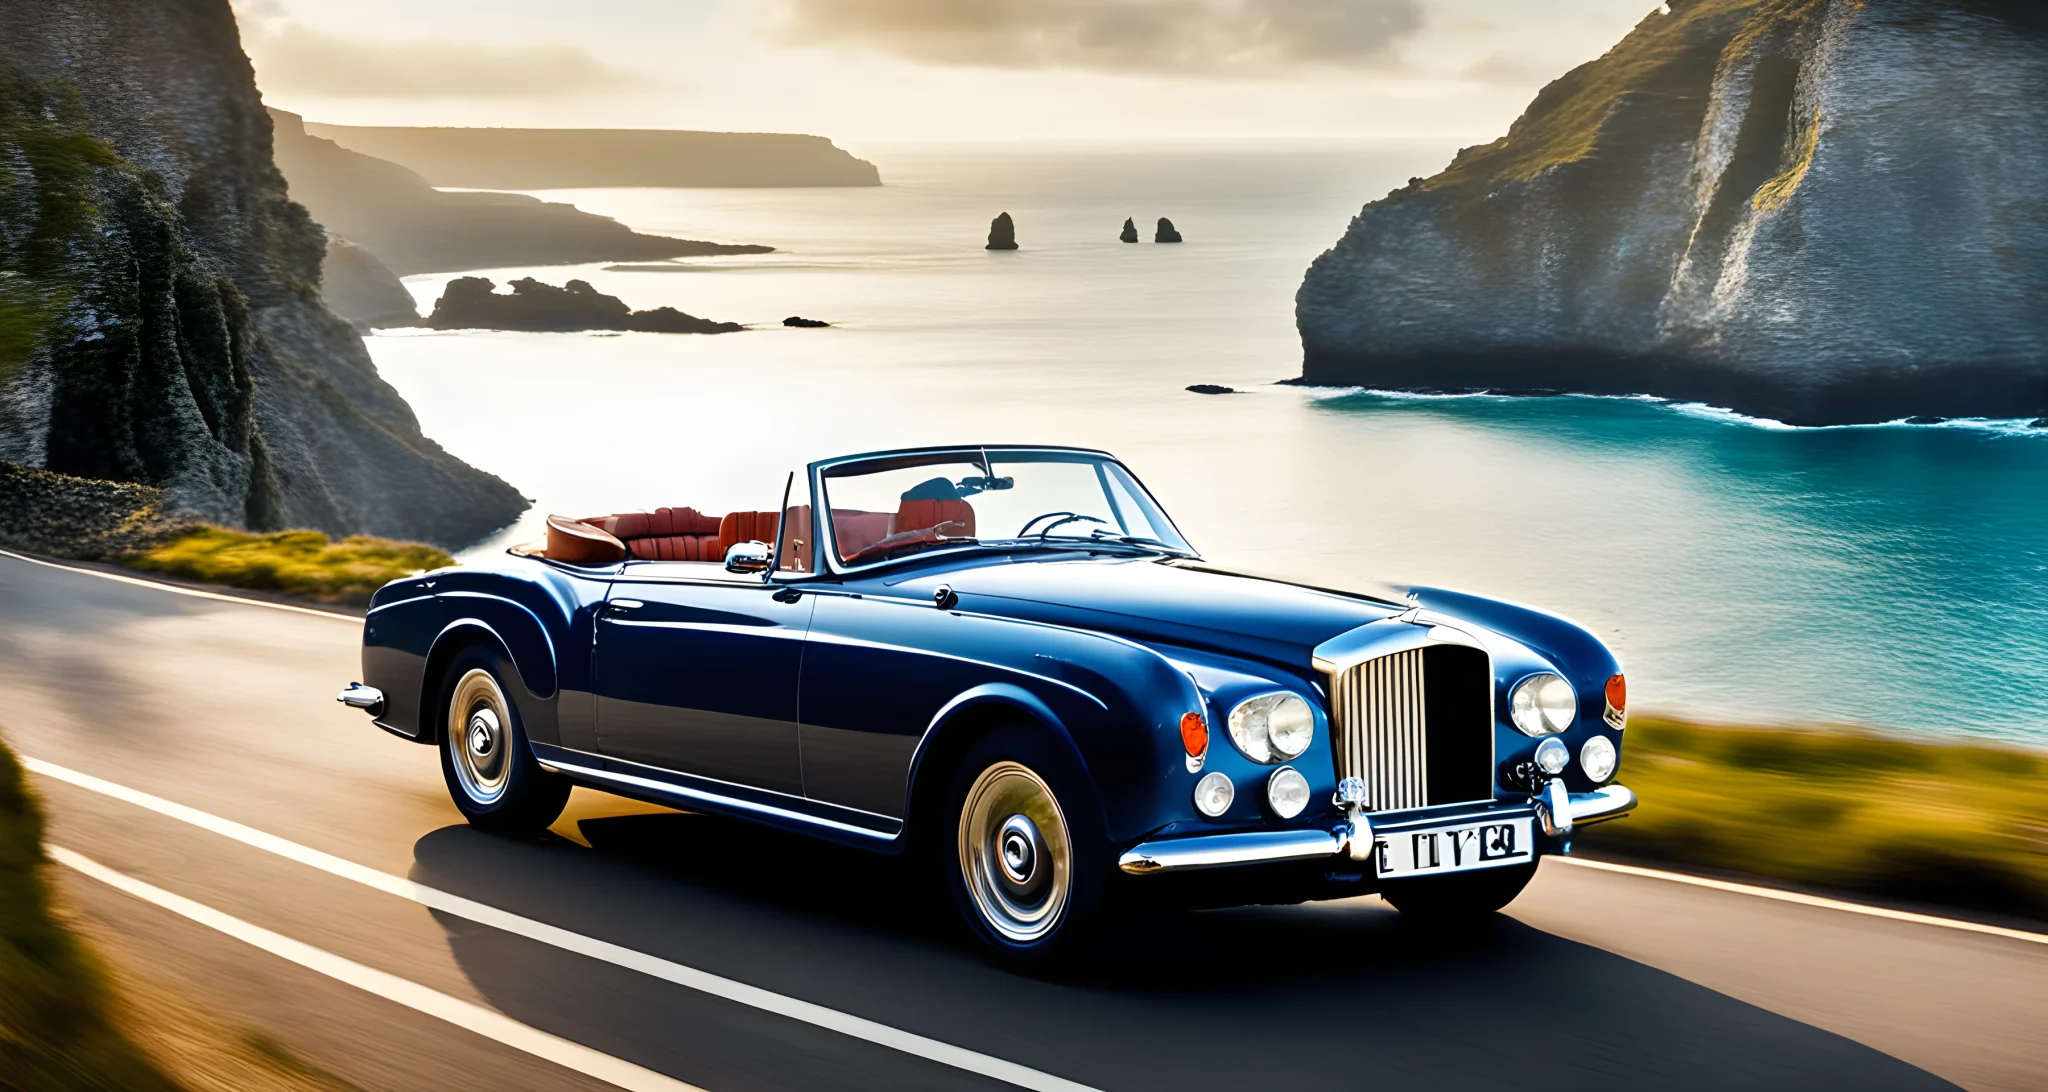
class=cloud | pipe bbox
[240,21,650,97]
[777,0,1425,76]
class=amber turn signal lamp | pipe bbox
[1606,673,1627,712]
[1180,712,1209,757]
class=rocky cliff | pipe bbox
[1296,0,2048,425]
[0,0,525,546]
[271,109,773,276]
[301,123,881,190]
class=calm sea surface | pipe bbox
[366,143,2048,745]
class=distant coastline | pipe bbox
[305,123,882,189]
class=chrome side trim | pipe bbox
[1118,828,1343,875]
[540,753,901,842]
[337,683,385,716]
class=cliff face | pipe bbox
[0,0,525,546]
[1296,0,2048,425]
[301,124,882,190]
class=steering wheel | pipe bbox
[1016,511,1107,538]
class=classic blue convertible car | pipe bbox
[340,445,1635,962]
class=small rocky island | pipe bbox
[1155,218,1182,243]
[986,212,1019,250]
[1120,218,1139,243]
[425,278,743,334]
[1295,0,2048,425]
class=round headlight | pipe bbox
[1534,737,1569,776]
[1581,735,1617,783]
[1193,771,1235,817]
[1509,673,1577,736]
[1266,767,1310,819]
[1227,692,1315,763]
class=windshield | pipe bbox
[817,449,1191,568]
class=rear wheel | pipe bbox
[1382,862,1537,922]
[438,648,570,835]
[943,728,1112,967]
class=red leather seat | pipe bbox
[893,498,976,538]
[594,507,722,562]
[719,511,780,556]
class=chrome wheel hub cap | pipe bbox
[958,761,1071,944]
[448,669,512,804]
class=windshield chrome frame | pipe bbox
[808,445,1199,578]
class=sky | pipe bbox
[233,0,1659,147]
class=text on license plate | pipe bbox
[1374,818,1533,878]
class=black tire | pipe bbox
[1382,862,1537,922]
[940,726,1114,968]
[437,647,571,836]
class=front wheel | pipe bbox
[438,648,570,836]
[1381,862,1537,923]
[944,730,1112,967]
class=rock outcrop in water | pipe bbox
[1155,218,1183,243]
[1120,218,1140,243]
[0,0,525,546]
[986,213,1019,251]
[425,277,742,334]
[1296,0,2048,425]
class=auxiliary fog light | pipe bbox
[1266,767,1311,819]
[1194,771,1235,817]
[1581,735,1618,784]
[1534,737,1570,777]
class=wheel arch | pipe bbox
[418,619,552,745]
[902,683,1104,852]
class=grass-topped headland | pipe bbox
[1585,716,2048,921]
[123,527,453,606]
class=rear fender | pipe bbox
[418,607,559,745]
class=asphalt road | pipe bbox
[3,550,2043,1092]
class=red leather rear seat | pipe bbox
[594,507,723,562]
[719,511,780,556]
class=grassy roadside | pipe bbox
[0,744,179,1090]
[120,527,453,607]
[1582,716,2048,921]
[2,738,360,1091]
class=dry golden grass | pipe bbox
[123,527,453,607]
[1584,716,2048,919]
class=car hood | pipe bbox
[884,555,1404,670]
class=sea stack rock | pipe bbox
[1155,217,1183,243]
[1120,218,1140,243]
[986,212,1019,250]
[1295,0,2048,426]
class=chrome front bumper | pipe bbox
[1117,783,1636,876]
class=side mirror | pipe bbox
[724,540,772,574]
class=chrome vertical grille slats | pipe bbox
[1333,648,1428,811]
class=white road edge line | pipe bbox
[23,757,1104,1092]
[1552,856,2048,945]
[0,547,359,622]
[50,845,704,1092]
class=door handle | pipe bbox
[772,587,802,603]
[607,599,644,611]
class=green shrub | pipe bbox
[1583,716,2048,920]
[122,527,454,606]
[0,741,181,1091]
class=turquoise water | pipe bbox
[365,143,2048,745]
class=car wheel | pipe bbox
[439,648,570,836]
[944,729,1111,967]
[1381,862,1537,922]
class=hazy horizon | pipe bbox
[233,0,1660,147]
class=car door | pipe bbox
[593,562,813,796]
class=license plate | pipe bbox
[1373,818,1533,879]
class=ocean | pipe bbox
[365,143,2048,745]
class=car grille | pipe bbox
[1327,644,1494,811]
